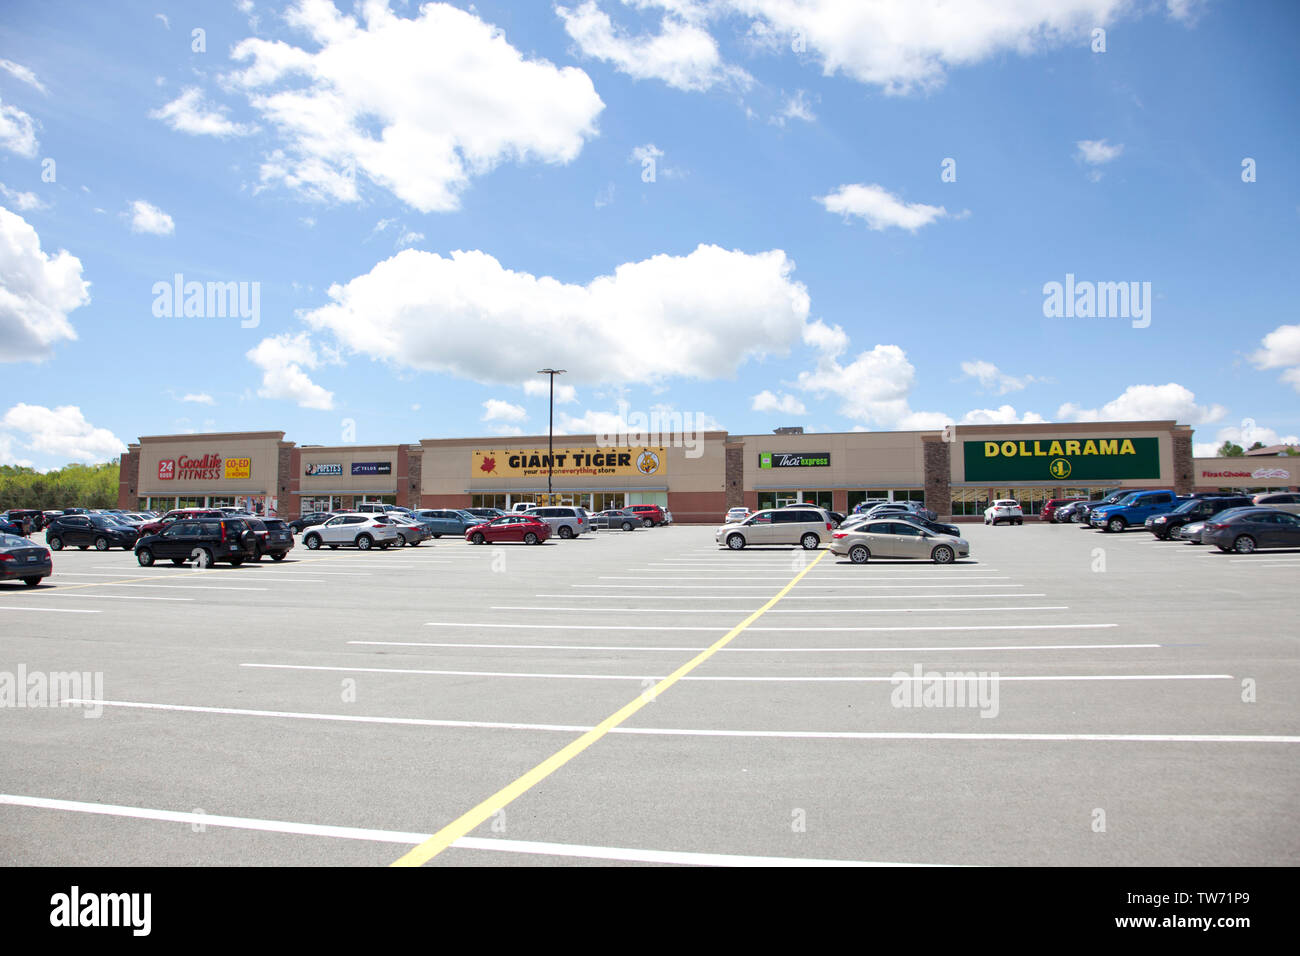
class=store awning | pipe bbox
[464,486,669,494]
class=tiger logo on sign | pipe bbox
[636,451,661,476]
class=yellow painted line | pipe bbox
[391,550,828,867]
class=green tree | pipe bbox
[1217,441,1244,457]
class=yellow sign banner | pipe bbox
[224,457,252,480]
[473,447,666,479]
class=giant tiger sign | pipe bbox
[963,438,1160,482]
[473,447,667,479]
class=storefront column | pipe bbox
[922,435,952,520]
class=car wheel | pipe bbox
[800,532,820,550]
[1232,535,1256,554]
[250,544,262,562]
[622,522,633,532]
[192,548,213,569]
[304,534,321,550]
[136,548,154,567]
[524,532,539,545]
[48,536,63,551]
[726,533,745,550]
[471,532,486,545]
[1107,517,1126,533]
[559,526,574,539]
[94,536,109,551]
[356,534,373,551]
[643,518,653,528]
[271,552,285,561]
[22,576,41,587]
[931,545,955,564]
[849,544,870,564]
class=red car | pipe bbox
[1041,497,1086,522]
[465,514,551,545]
[626,504,665,527]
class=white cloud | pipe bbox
[150,87,256,137]
[155,13,170,29]
[751,389,806,415]
[1076,138,1124,165]
[959,405,1048,426]
[1057,383,1226,424]
[394,229,423,249]
[181,393,215,405]
[1,403,126,463]
[225,0,604,212]
[817,183,947,232]
[128,200,175,235]
[523,379,578,404]
[0,97,38,157]
[299,243,810,385]
[796,343,919,426]
[802,318,848,356]
[246,332,334,409]
[729,0,1127,94]
[961,360,1040,395]
[482,398,527,422]
[0,206,89,362]
[772,89,816,126]
[1193,421,1300,458]
[1250,323,1300,392]
[557,0,751,92]
[0,182,44,211]
[0,59,47,94]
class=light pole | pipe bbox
[537,368,566,505]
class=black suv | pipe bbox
[134,518,258,567]
[289,512,332,533]
[246,518,295,561]
[46,513,140,551]
[1147,495,1254,539]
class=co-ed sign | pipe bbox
[964,438,1160,482]
[473,447,666,478]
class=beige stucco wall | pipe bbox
[298,445,401,494]
[736,431,930,490]
[136,432,282,496]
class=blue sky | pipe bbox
[1,0,1298,470]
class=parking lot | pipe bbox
[1,522,1297,866]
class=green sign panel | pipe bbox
[963,438,1160,482]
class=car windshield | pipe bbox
[0,533,31,547]
[372,515,391,524]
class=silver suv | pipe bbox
[716,507,833,550]
[524,506,590,539]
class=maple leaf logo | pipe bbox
[480,456,496,473]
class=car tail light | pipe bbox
[0,554,13,562]
[826,522,833,531]
[220,522,227,542]
[832,532,848,539]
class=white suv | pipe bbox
[301,513,403,550]
[984,500,1024,526]
[715,507,833,550]
[524,506,589,539]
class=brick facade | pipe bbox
[922,436,952,520]
[1172,429,1194,496]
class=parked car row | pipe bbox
[714,504,970,563]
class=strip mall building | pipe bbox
[118,421,1297,523]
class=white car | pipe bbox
[301,513,402,551]
[984,500,1024,526]
[723,507,750,523]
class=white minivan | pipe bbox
[715,507,833,550]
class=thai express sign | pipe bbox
[963,438,1160,481]
[760,452,830,468]
[474,448,666,478]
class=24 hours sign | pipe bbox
[963,438,1160,482]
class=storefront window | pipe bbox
[358,495,396,506]
[208,496,235,508]
[756,492,778,510]
[950,488,989,516]
[176,496,206,509]
[802,490,834,510]
[627,492,668,507]
[470,494,507,509]
[891,488,925,503]
[592,492,626,511]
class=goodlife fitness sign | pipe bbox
[157,454,242,481]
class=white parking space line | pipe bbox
[426,621,1112,632]
[505,605,1065,613]
[28,592,194,602]
[619,573,1013,580]
[83,583,271,592]
[56,702,1300,745]
[240,662,1226,682]
[0,605,100,613]
[0,793,916,866]
[533,594,1050,601]
[572,584,1027,590]
[350,640,1160,653]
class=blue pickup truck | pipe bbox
[1089,490,1182,532]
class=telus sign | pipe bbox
[351,462,392,476]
